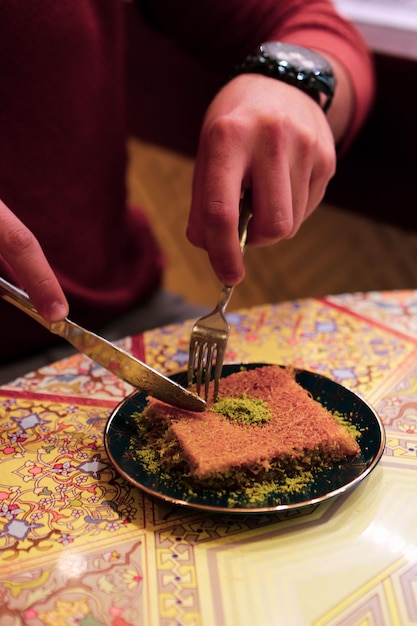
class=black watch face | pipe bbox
[260,42,332,74]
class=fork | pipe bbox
[187,190,253,402]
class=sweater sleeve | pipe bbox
[136,0,375,147]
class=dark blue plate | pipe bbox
[104,364,385,514]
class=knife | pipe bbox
[0,276,206,412]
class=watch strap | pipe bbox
[230,42,335,113]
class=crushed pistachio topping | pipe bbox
[129,394,362,507]
[212,394,272,425]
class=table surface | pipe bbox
[1,290,417,626]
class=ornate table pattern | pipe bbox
[1,291,417,625]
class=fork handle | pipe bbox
[217,283,234,310]
[222,189,253,298]
[238,189,253,253]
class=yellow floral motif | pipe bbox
[3,569,51,597]
[398,421,417,434]
[121,567,143,591]
[39,598,89,625]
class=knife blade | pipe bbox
[0,276,206,412]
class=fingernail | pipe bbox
[49,301,68,321]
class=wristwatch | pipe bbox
[230,42,336,113]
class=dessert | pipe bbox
[132,365,361,504]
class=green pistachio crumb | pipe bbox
[212,394,272,425]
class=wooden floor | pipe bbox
[127,138,417,312]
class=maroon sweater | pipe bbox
[0,0,374,359]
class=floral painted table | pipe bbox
[1,290,417,626]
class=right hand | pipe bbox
[0,198,69,322]
[187,74,336,286]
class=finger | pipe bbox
[196,182,245,285]
[247,136,295,245]
[291,117,336,221]
[251,122,335,243]
[188,123,248,284]
[0,200,68,321]
[306,143,336,218]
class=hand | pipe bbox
[0,198,69,322]
[187,73,336,285]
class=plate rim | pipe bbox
[104,363,386,514]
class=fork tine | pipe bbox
[212,342,226,401]
[187,340,196,389]
[189,337,203,395]
[204,342,216,400]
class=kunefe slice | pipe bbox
[137,365,360,490]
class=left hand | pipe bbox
[187,73,336,286]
